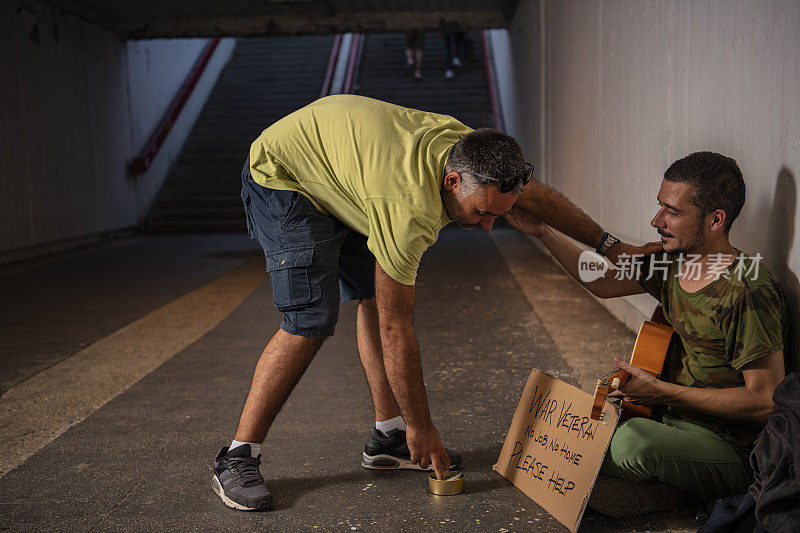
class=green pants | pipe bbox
[600,415,752,501]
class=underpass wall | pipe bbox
[490,0,800,369]
[1,2,234,260]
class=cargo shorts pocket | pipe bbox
[265,246,320,311]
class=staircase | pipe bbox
[354,32,494,128]
[146,31,496,233]
[146,36,333,233]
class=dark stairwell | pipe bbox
[354,31,494,129]
[146,31,495,233]
[146,36,333,233]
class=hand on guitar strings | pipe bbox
[607,357,673,406]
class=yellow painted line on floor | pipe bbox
[0,260,264,478]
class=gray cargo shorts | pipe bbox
[240,157,375,338]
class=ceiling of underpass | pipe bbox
[36,0,521,39]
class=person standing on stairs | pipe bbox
[404,29,425,80]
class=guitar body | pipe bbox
[591,310,673,421]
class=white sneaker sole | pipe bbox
[360,452,466,471]
[211,476,272,511]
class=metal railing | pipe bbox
[130,38,221,174]
[320,33,364,97]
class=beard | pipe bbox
[659,224,706,254]
[442,187,478,230]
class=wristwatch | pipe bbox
[595,232,620,256]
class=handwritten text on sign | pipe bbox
[494,370,619,533]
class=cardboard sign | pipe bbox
[494,370,620,532]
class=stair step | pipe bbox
[354,32,493,129]
[146,35,333,234]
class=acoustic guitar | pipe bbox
[590,309,673,421]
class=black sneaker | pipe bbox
[212,445,273,511]
[361,428,462,470]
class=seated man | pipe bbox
[505,151,788,516]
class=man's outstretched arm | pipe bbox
[513,180,603,248]
[536,225,646,298]
[511,180,662,262]
[374,262,449,480]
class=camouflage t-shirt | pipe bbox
[638,252,787,460]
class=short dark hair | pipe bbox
[445,128,526,192]
[663,151,745,232]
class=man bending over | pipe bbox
[212,95,653,511]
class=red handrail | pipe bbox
[481,31,504,132]
[130,38,221,174]
[321,34,343,97]
[343,34,363,94]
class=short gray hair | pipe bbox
[445,128,526,195]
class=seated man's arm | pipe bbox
[531,224,647,299]
[374,262,449,479]
[611,351,785,423]
[509,180,662,262]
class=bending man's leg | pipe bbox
[336,233,401,424]
[355,298,462,470]
[356,298,402,423]
[234,329,325,443]
[213,329,323,511]
[337,231,460,470]
[217,160,342,510]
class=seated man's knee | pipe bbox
[605,418,663,475]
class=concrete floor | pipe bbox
[0,228,697,532]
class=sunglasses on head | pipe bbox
[467,162,535,193]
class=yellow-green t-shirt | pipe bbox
[249,95,472,285]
